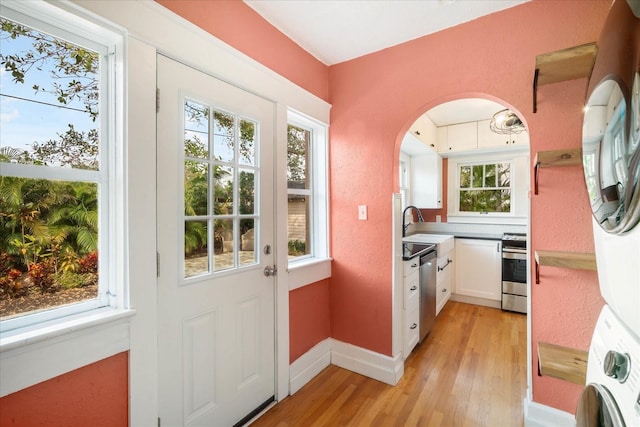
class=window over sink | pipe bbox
[458,162,512,213]
[447,153,529,224]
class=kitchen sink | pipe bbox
[403,233,454,255]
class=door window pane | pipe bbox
[184,219,209,278]
[184,101,209,159]
[239,119,256,166]
[239,218,256,267]
[213,110,235,162]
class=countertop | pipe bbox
[405,231,503,241]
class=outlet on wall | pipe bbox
[358,205,368,220]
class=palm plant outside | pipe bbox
[0,18,99,314]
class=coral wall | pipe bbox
[0,352,129,426]
[289,280,331,362]
[155,0,329,102]
[327,0,609,413]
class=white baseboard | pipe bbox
[288,338,405,395]
[330,338,404,386]
[524,396,576,427]
[450,293,501,309]
[289,339,331,395]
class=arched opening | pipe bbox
[394,95,530,379]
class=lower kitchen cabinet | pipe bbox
[403,259,420,359]
[455,238,502,301]
[436,253,453,315]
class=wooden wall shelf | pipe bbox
[534,250,597,284]
[533,42,598,113]
[538,342,588,385]
[534,148,582,195]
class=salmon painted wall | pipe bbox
[327,0,609,413]
[155,0,329,102]
[0,352,128,426]
[289,280,331,363]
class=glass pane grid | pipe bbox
[458,162,511,213]
[183,103,258,279]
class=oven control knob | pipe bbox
[603,351,631,383]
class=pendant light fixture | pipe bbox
[490,109,525,135]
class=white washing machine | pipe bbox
[576,305,640,426]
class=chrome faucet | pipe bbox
[402,205,424,237]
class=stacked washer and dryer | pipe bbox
[575,1,640,426]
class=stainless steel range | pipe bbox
[501,233,527,314]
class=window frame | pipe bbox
[0,1,125,336]
[286,110,329,269]
[456,160,513,215]
[448,152,529,225]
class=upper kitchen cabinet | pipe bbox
[412,150,443,209]
[438,122,477,153]
[409,114,439,151]
[401,132,443,209]
[477,119,530,149]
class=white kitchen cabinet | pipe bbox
[442,122,477,153]
[436,253,453,315]
[477,119,530,149]
[454,238,502,301]
[402,258,420,359]
[411,152,442,209]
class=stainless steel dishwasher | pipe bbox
[419,249,437,342]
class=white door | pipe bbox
[157,55,276,427]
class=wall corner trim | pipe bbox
[330,339,404,386]
[289,339,331,395]
[523,395,576,427]
[288,338,405,396]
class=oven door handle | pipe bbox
[502,251,527,260]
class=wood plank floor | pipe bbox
[251,301,527,427]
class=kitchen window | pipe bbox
[457,162,512,214]
[0,3,123,334]
[287,111,328,266]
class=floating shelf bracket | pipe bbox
[534,250,597,284]
[532,42,597,113]
[533,148,583,195]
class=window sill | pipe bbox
[288,257,332,291]
[1,308,135,397]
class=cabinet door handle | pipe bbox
[410,323,418,330]
[410,285,417,291]
[411,263,418,268]
[442,288,447,293]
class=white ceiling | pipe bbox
[425,98,506,127]
[244,0,529,66]
[244,0,528,126]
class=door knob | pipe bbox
[264,265,277,277]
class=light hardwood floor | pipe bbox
[251,301,527,427]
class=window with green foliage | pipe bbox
[287,124,311,259]
[458,162,511,213]
[0,11,117,329]
[286,111,328,265]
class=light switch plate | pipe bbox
[358,205,367,220]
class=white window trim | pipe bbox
[447,152,529,225]
[286,109,330,287]
[0,0,131,394]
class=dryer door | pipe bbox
[576,383,625,427]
